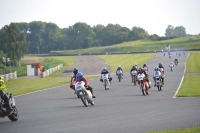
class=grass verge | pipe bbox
[186,51,200,72]
[148,126,200,133]
[176,74,200,97]
[96,53,156,73]
[177,51,200,97]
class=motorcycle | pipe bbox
[169,64,174,72]
[117,70,123,82]
[174,61,178,66]
[131,70,137,85]
[102,74,110,90]
[75,81,94,107]
[137,73,149,96]
[0,93,18,121]
[154,72,162,91]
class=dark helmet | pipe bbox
[76,72,83,81]
[158,63,162,66]
[143,63,147,67]
[73,68,78,74]
[138,67,143,73]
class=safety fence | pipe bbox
[1,71,17,82]
[42,64,63,78]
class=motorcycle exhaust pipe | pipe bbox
[12,98,15,106]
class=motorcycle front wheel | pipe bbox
[80,94,88,107]
[140,83,145,96]
[8,106,18,121]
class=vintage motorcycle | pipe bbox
[131,70,137,85]
[0,93,18,121]
[75,81,94,107]
[117,70,123,82]
[137,73,149,96]
[101,74,110,90]
[154,71,162,91]
[169,64,174,72]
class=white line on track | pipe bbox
[173,52,190,98]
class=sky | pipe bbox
[0,0,200,36]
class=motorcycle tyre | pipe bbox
[141,83,145,96]
[8,106,18,121]
[80,94,88,107]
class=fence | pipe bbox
[1,71,17,82]
[42,64,63,78]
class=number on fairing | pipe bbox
[155,76,159,79]
[76,84,82,90]
[138,76,143,81]
[131,71,137,75]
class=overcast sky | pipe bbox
[0,0,200,36]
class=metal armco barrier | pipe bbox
[2,71,17,82]
[42,64,63,78]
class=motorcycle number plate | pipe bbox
[138,76,143,81]
[76,85,82,90]
[79,92,82,95]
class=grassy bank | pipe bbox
[148,126,200,133]
[96,53,156,73]
[177,51,200,97]
[51,35,200,54]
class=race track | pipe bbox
[0,52,199,133]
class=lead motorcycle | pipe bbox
[0,93,18,121]
[75,81,94,107]
[131,70,137,85]
[137,73,149,96]
[101,74,110,90]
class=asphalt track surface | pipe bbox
[1,52,200,133]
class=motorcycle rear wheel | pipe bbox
[8,106,18,121]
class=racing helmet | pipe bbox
[76,72,83,81]
[73,68,78,74]
[102,67,107,71]
[138,67,143,73]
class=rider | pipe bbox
[100,67,112,82]
[137,68,150,90]
[76,72,96,99]
[158,63,165,85]
[142,63,148,72]
[116,65,123,76]
[174,58,178,64]
[70,68,78,89]
[0,76,13,114]
[137,67,151,88]
[134,63,138,71]
[153,66,161,86]
[169,62,174,69]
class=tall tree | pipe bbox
[2,23,28,64]
[165,25,175,37]
[174,26,186,37]
[129,27,149,41]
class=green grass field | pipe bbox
[177,51,200,97]
[51,35,200,54]
[148,126,200,133]
[96,53,156,73]
[186,51,200,72]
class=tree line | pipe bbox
[0,21,187,66]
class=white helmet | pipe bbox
[102,67,107,70]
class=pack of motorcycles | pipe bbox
[0,53,179,121]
